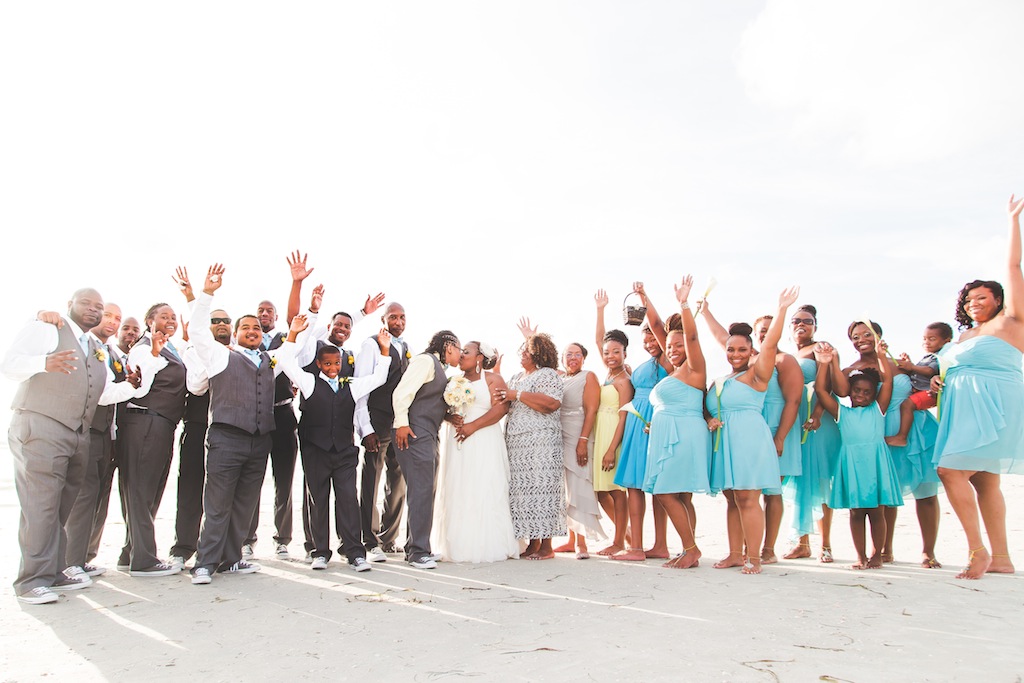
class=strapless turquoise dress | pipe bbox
[615,358,669,489]
[643,377,711,494]
[883,373,940,498]
[762,367,802,495]
[933,336,1024,474]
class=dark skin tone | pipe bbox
[362,303,408,453]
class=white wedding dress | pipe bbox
[434,374,519,562]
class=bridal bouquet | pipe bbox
[444,376,475,416]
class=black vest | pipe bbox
[90,348,126,433]
[366,342,405,432]
[263,332,295,403]
[183,390,211,427]
[132,336,187,423]
[303,340,355,379]
[208,350,276,435]
[298,375,357,453]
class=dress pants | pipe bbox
[64,427,111,567]
[359,426,406,550]
[301,473,346,554]
[301,441,364,563]
[393,430,438,563]
[170,419,208,560]
[119,411,176,570]
[246,405,296,547]
[8,411,88,595]
[195,425,270,573]
[87,433,122,563]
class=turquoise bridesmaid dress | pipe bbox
[706,373,780,491]
[643,376,711,494]
[615,358,669,489]
[829,404,903,509]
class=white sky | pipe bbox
[2,1,1023,413]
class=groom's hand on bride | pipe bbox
[395,426,415,449]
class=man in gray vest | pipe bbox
[3,289,160,605]
[189,264,286,585]
[392,330,462,569]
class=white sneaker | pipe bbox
[168,555,186,571]
[220,561,261,575]
[366,547,387,563]
[54,567,93,590]
[19,586,59,604]
[191,567,212,585]
[351,557,372,572]
[241,544,254,560]
[130,562,181,577]
[310,556,328,570]
[82,563,107,577]
[425,553,442,563]
[408,557,437,570]
[275,543,290,559]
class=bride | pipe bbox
[434,341,519,562]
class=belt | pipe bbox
[274,399,294,408]
[126,406,170,421]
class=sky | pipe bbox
[2,0,1023,411]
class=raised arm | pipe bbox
[697,298,729,350]
[875,339,894,414]
[752,286,800,385]
[1005,195,1024,320]
[635,282,667,352]
[285,250,314,325]
[676,276,706,378]
[812,343,839,420]
[594,289,609,353]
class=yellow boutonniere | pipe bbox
[270,357,277,369]
[113,360,123,373]
[94,348,106,363]
[339,376,353,385]
[406,350,411,359]
[348,354,355,365]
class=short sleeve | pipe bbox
[534,368,564,401]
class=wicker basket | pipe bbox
[622,292,647,326]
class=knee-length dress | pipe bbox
[592,383,625,492]
[829,404,903,509]
[615,357,669,489]
[506,368,567,538]
[560,373,605,539]
[933,336,1024,475]
[762,366,802,495]
[884,373,940,499]
[707,373,780,492]
[643,377,711,494]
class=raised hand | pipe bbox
[695,298,710,316]
[492,352,503,374]
[877,338,890,358]
[289,313,309,335]
[172,266,194,301]
[362,292,386,316]
[895,352,912,370]
[287,250,314,282]
[309,284,325,314]
[36,311,63,328]
[517,317,537,339]
[151,330,169,357]
[203,263,225,294]
[674,275,694,304]
[45,349,78,374]
[813,341,834,365]
[1009,194,1024,219]
[375,327,393,353]
[633,281,647,301]
[181,320,190,343]
[594,289,609,309]
[778,285,801,309]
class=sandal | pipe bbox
[819,546,834,564]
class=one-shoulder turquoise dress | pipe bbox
[933,336,1024,474]
[829,404,903,509]
[762,367,802,496]
[643,376,711,494]
[615,357,669,489]
[884,373,940,498]
[707,373,780,491]
[782,358,841,537]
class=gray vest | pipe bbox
[208,349,276,435]
[90,349,126,433]
[131,336,187,423]
[407,354,447,437]
[12,321,107,431]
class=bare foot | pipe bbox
[713,552,745,569]
[987,554,1014,574]
[761,548,778,565]
[819,547,834,564]
[611,548,646,562]
[575,551,589,560]
[884,435,908,447]
[597,544,623,557]
[645,546,670,560]
[850,559,868,570]
[520,541,540,558]
[782,544,811,560]
[552,542,574,553]
[741,558,762,575]
[526,552,555,561]
[957,547,992,579]
[866,554,883,569]
[668,548,701,569]
[881,552,895,564]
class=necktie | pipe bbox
[79,334,90,357]
[165,342,181,360]
[241,348,262,368]
[327,377,339,393]
[263,332,274,349]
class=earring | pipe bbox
[476,361,482,373]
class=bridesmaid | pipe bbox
[643,276,710,569]
[932,194,1024,579]
[830,320,942,569]
[593,290,632,556]
[781,305,841,563]
[600,283,673,561]
[699,301,802,565]
[706,286,800,575]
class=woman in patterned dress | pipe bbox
[496,333,565,560]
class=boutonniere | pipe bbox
[348,354,355,366]
[94,348,107,363]
[113,359,123,373]
[339,376,353,385]
[406,350,412,359]
[270,357,277,369]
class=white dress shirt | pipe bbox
[275,340,391,402]
[354,334,406,438]
[190,292,286,379]
[391,353,440,430]
[294,308,367,368]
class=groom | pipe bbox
[392,330,462,569]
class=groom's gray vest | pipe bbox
[407,354,447,438]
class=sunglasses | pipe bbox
[790,317,815,326]
[210,317,232,325]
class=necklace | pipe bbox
[605,368,625,383]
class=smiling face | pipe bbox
[849,376,878,408]
[256,301,277,333]
[641,329,661,358]
[665,330,687,368]
[848,323,877,356]
[725,334,753,370]
[91,303,122,341]
[235,315,263,350]
[147,305,177,337]
[563,344,585,375]
[316,350,343,379]
[519,345,536,372]
[753,316,772,346]
[329,314,353,346]
[964,286,1001,324]
[790,311,816,346]
[602,340,626,371]
[68,289,104,330]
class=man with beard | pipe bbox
[3,289,159,604]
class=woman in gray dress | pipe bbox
[494,334,565,560]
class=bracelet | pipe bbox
[517,390,525,401]
[680,301,690,309]
[578,436,589,441]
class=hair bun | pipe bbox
[604,329,629,348]
[728,322,753,337]
[798,304,817,318]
